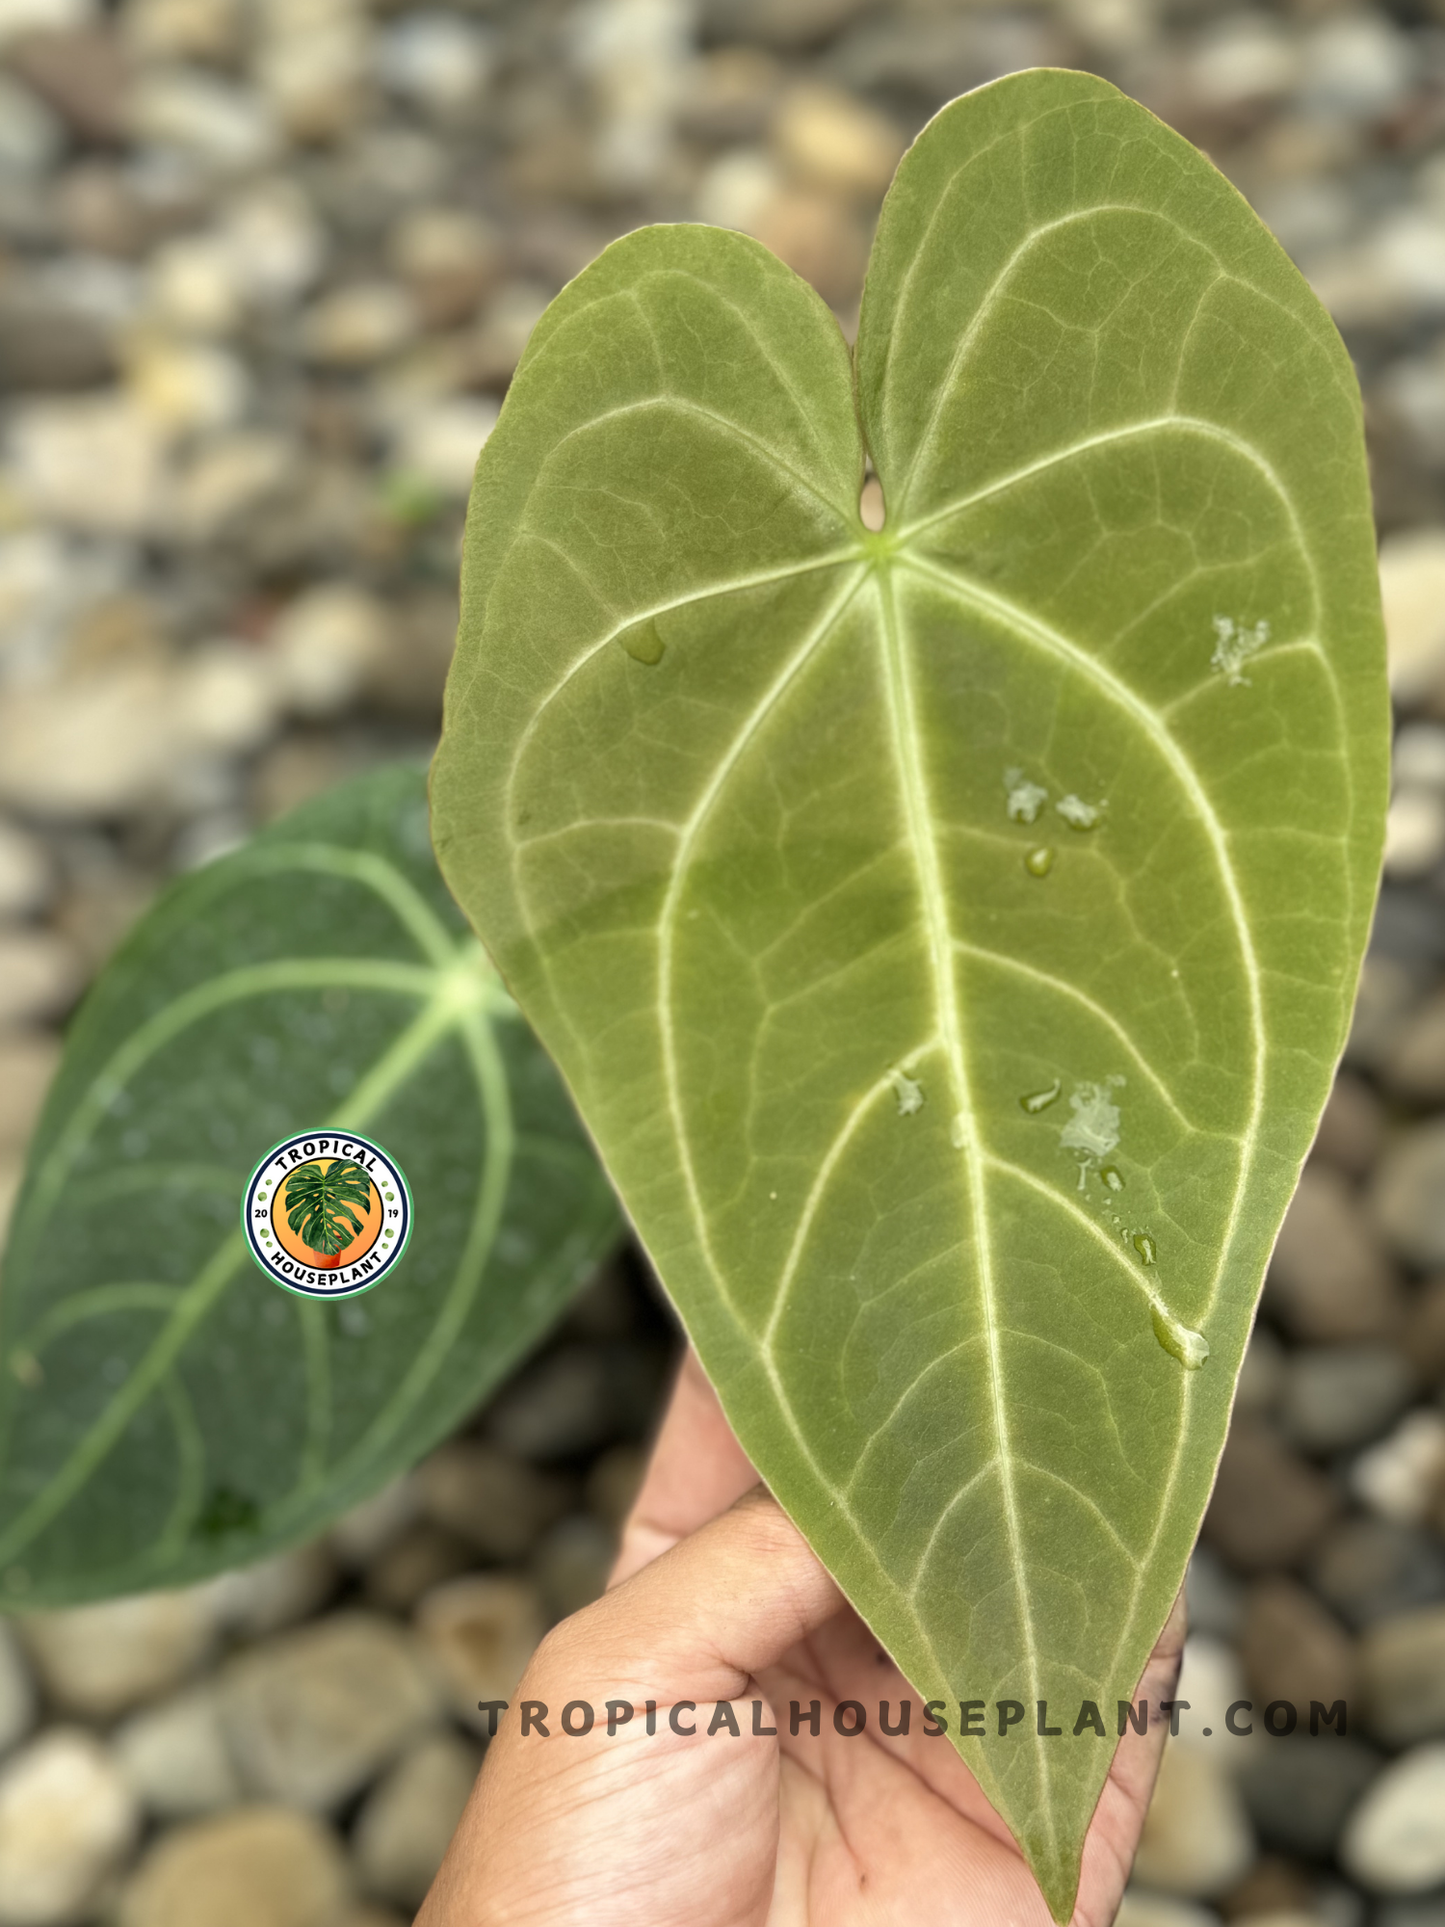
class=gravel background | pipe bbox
[3,1,1445,1923]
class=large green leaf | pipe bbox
[0,766,618,1606]
[431,69,1387,1917]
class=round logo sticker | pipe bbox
[242,1132,412,1298]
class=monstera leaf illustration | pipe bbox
[284,1160,374,1259]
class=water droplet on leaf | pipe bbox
[1024,846,1054,877]
[621,619,666,665]
[1134,1232,1157,1265]
[1101,1165,1125,1191]
[1020,1078,1062,1114]
[1151,1306,1209,1369]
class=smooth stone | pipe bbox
[385,396,497,497]
[1236,1735,1381,1859]
[531,1515,615,1621]
[1386,790,1445,881]
[0,821,50,916]
[0,277,115,391]
[1362,1605,1445,1746]
[1310,1516,1445,1630]
[1346,957,1429,1076]
[1406,1277,1445,1386]
[1384,992,1445,1103]
[128,67,278,171]
[0,1727,139,1926]
[1132,1739,1256,1897]
[0,1620,35,1757]
[268,584,387,720]
[1115,1895,1220,1927]
[1342,1743,1445,1893]
[1235,1324,1286,1416]
[329,1476,421,1568]
[1299,12,1412,122]
[19,1588,217,1719]
[413,1441,571,1563]
[0,930,81,1026]
[0,1,94,48]
[772,81,904,198]
[202,1542,336,1639]
[0,71,60,173]
[1173,1634,1247,1741]
[362,1523,476,1616]
[302,282,417,368]
[0,1030,61,1158]
[5,395,167,537]
[175,642,279,758]
[121,0,243,65]
[1268,1167,1403,1341]
[219,1613,442,1811]
[1185,1545,1244,1641]
[113,1684,242,1819]
[484,1342,655,1463]
[1279,1347,1414,1454]
[374,9,492,118]
[1350,1412,1445,1527]
[118,1806,350,1927]
[413,1575,545,1736]
[1240,1578,1358,1713]
[387,206,500,329]
[1376,1904,1445,1927]
[1202,1418,1340,1573]
[171,431,298,547]
[1375,1124,1445,1268]
[352,1730,480,1910]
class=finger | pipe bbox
[611,1348,757,1585]
[555,1486,842,1709]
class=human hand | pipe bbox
[418,1350,1184,1927]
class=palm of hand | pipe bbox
[419,1352,1181,1927]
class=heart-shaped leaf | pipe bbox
[432,70,1388,1916]
[0,765,618,1605]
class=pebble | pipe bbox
[1115,1899,1219,1927]
[1383,989,1445,1102]
[1361,1604,1445,1747]
[1279,1347,1414,1455]
[413,1441,571,1564]
[374,10,493,120]
[0,1727,139,1926]
[204,1543,336,1640]
[0,929,78,1028]
[1132,1738,1256,1897]
[1309,1073,1385,1179]
[387,206,500,329]
[117,1806,351,1927]
[0,1620,35,1757]
[1406,1277,1445,1386]
[1310,1515,1445,1631]
[413,1575,545,1736]
[269,583,387,719]
[1374,1124,1445,1269]
[113,1684,242,1819]
[18,1588,217,1720]
[0,0,94,46]
[1173,1634,1247,1740]
[772,82,905,199]
[328,1475,421,1568]
[1239,1578,1358,1713]
[1342,1743,1445,1893]
[386,396,497,498]
[175,642,280,758]
[1202,1417,1340,1573]
[1350,1411,1445,1527]
[5,394,167,536]
[0,670,179,819]
[1385,790,1445,881]
[1237,1735,1382,1861]
[1379,530,1445,709]
[302,283,417,369]
[584,1443,647,1530]
[531,1515,616,1621]
[1267,1167,1403,1341]
[0,823,51,918]
[1185,1545,1244,1642]
[128,67,278,172]
[351,1730,480,1910]
[362,1523,476,1616]
[218,1613,442,1811]
[484,1343,631,1462]
[1235,1324,1285,1416]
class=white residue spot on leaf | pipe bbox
[1056,793,1104,830]
[949,1112,968,1150]
[1060,1077,1124,1187]
[1004,766,1048,825]
[1210,613,1270,687]
[888,1067,924,1116]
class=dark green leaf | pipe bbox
[0,765,619,1606]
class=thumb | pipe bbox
[533,1486,844,1713]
